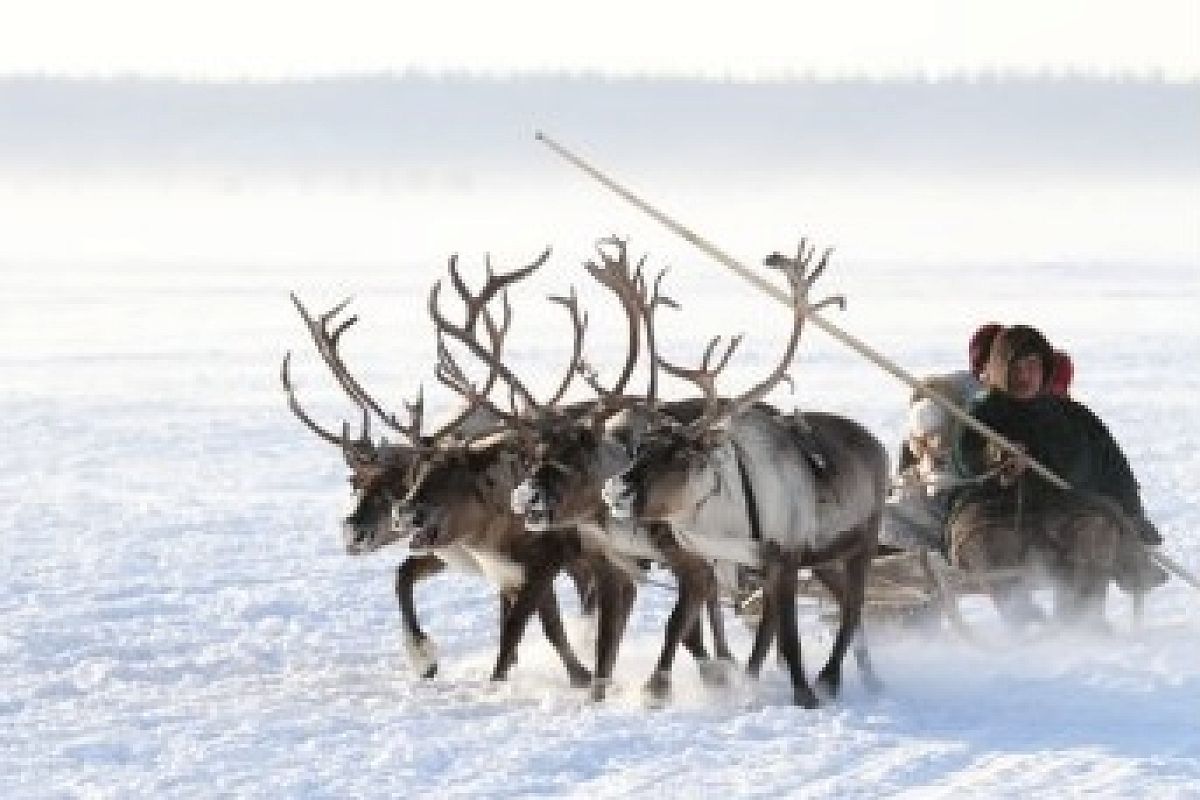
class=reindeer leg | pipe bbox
[535,580,592,688]
[497,590,522,667]
[563,555,600,664]
[677,572,737,687]
[493,535,589,686]
[816,542,881,699]
[680,607,731,688]
[706,593,735,663]
[645,533,715,704]
[491,571,553,682]
[774,559,818,708]
[745,586,778,679]
[591,560,638,701]
[815,556,883,696]
[745,561,780,678]
[564,557,598,616]
[395,554,446,679]
[681,611,710,659]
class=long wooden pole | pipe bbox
[535,131,1199,591]
[535,131,1060,485]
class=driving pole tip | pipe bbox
[534,130,545,141]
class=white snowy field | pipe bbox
[3,230,1198,798]
[2,76,1199,799]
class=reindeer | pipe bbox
[603,242,888,707]
[346,258,610,687]
[282,251,592,682]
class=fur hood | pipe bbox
[984,325,1055,392]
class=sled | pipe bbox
[736,545,1154,647]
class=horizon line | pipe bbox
[2,67,1197,87]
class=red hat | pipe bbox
[968,322,1004,378]
[1048,350,1073,396]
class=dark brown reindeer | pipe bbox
[604,241,888,707]
[283,250,592,681]
[507,238,742,701]
[364,257,611,686]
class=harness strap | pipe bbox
[731,442,764,541]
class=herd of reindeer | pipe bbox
[281,236,898,708]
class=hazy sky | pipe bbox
[3,0,1197,80]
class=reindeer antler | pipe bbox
[657,333,745,420]
[544,287,589,407]
[428,249,550,415]
[725,238,842,418]
[654,237,842,431]
[428,294,513,443]
[280,351,344,446]
[638,265,680,406]
[579,237,644,403]
[280,351,379,463]
[289,292,423,445]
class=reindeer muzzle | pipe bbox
[514,479,559,530]
[511,479,536,516]
[341,520,377,555]
[603,475,636,520]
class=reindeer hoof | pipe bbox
[815,669,842,701]
[697,658,734,688]
[569,666,593,689]
[404,633,439,680]
[589,678,613,702]
[643,671,671,707]
[794,685,821,709]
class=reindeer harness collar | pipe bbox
[730,441,764,541]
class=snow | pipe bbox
[2,77,1198,798]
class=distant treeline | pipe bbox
[1,75,1196,175]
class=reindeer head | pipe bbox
[285,249,539,555]
[513,411,610,530]
[396,436,526,550]
[340,446,422,554]
[603,409,735,526]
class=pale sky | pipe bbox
[2,0,1197,81]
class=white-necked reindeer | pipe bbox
[604,242,888,707]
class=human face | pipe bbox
[1009,354,1045,400]
[908,432,946,471]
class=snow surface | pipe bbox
[2,78,1198,798]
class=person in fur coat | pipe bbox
[948,325,1166,621]
[956,325,1159,545]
